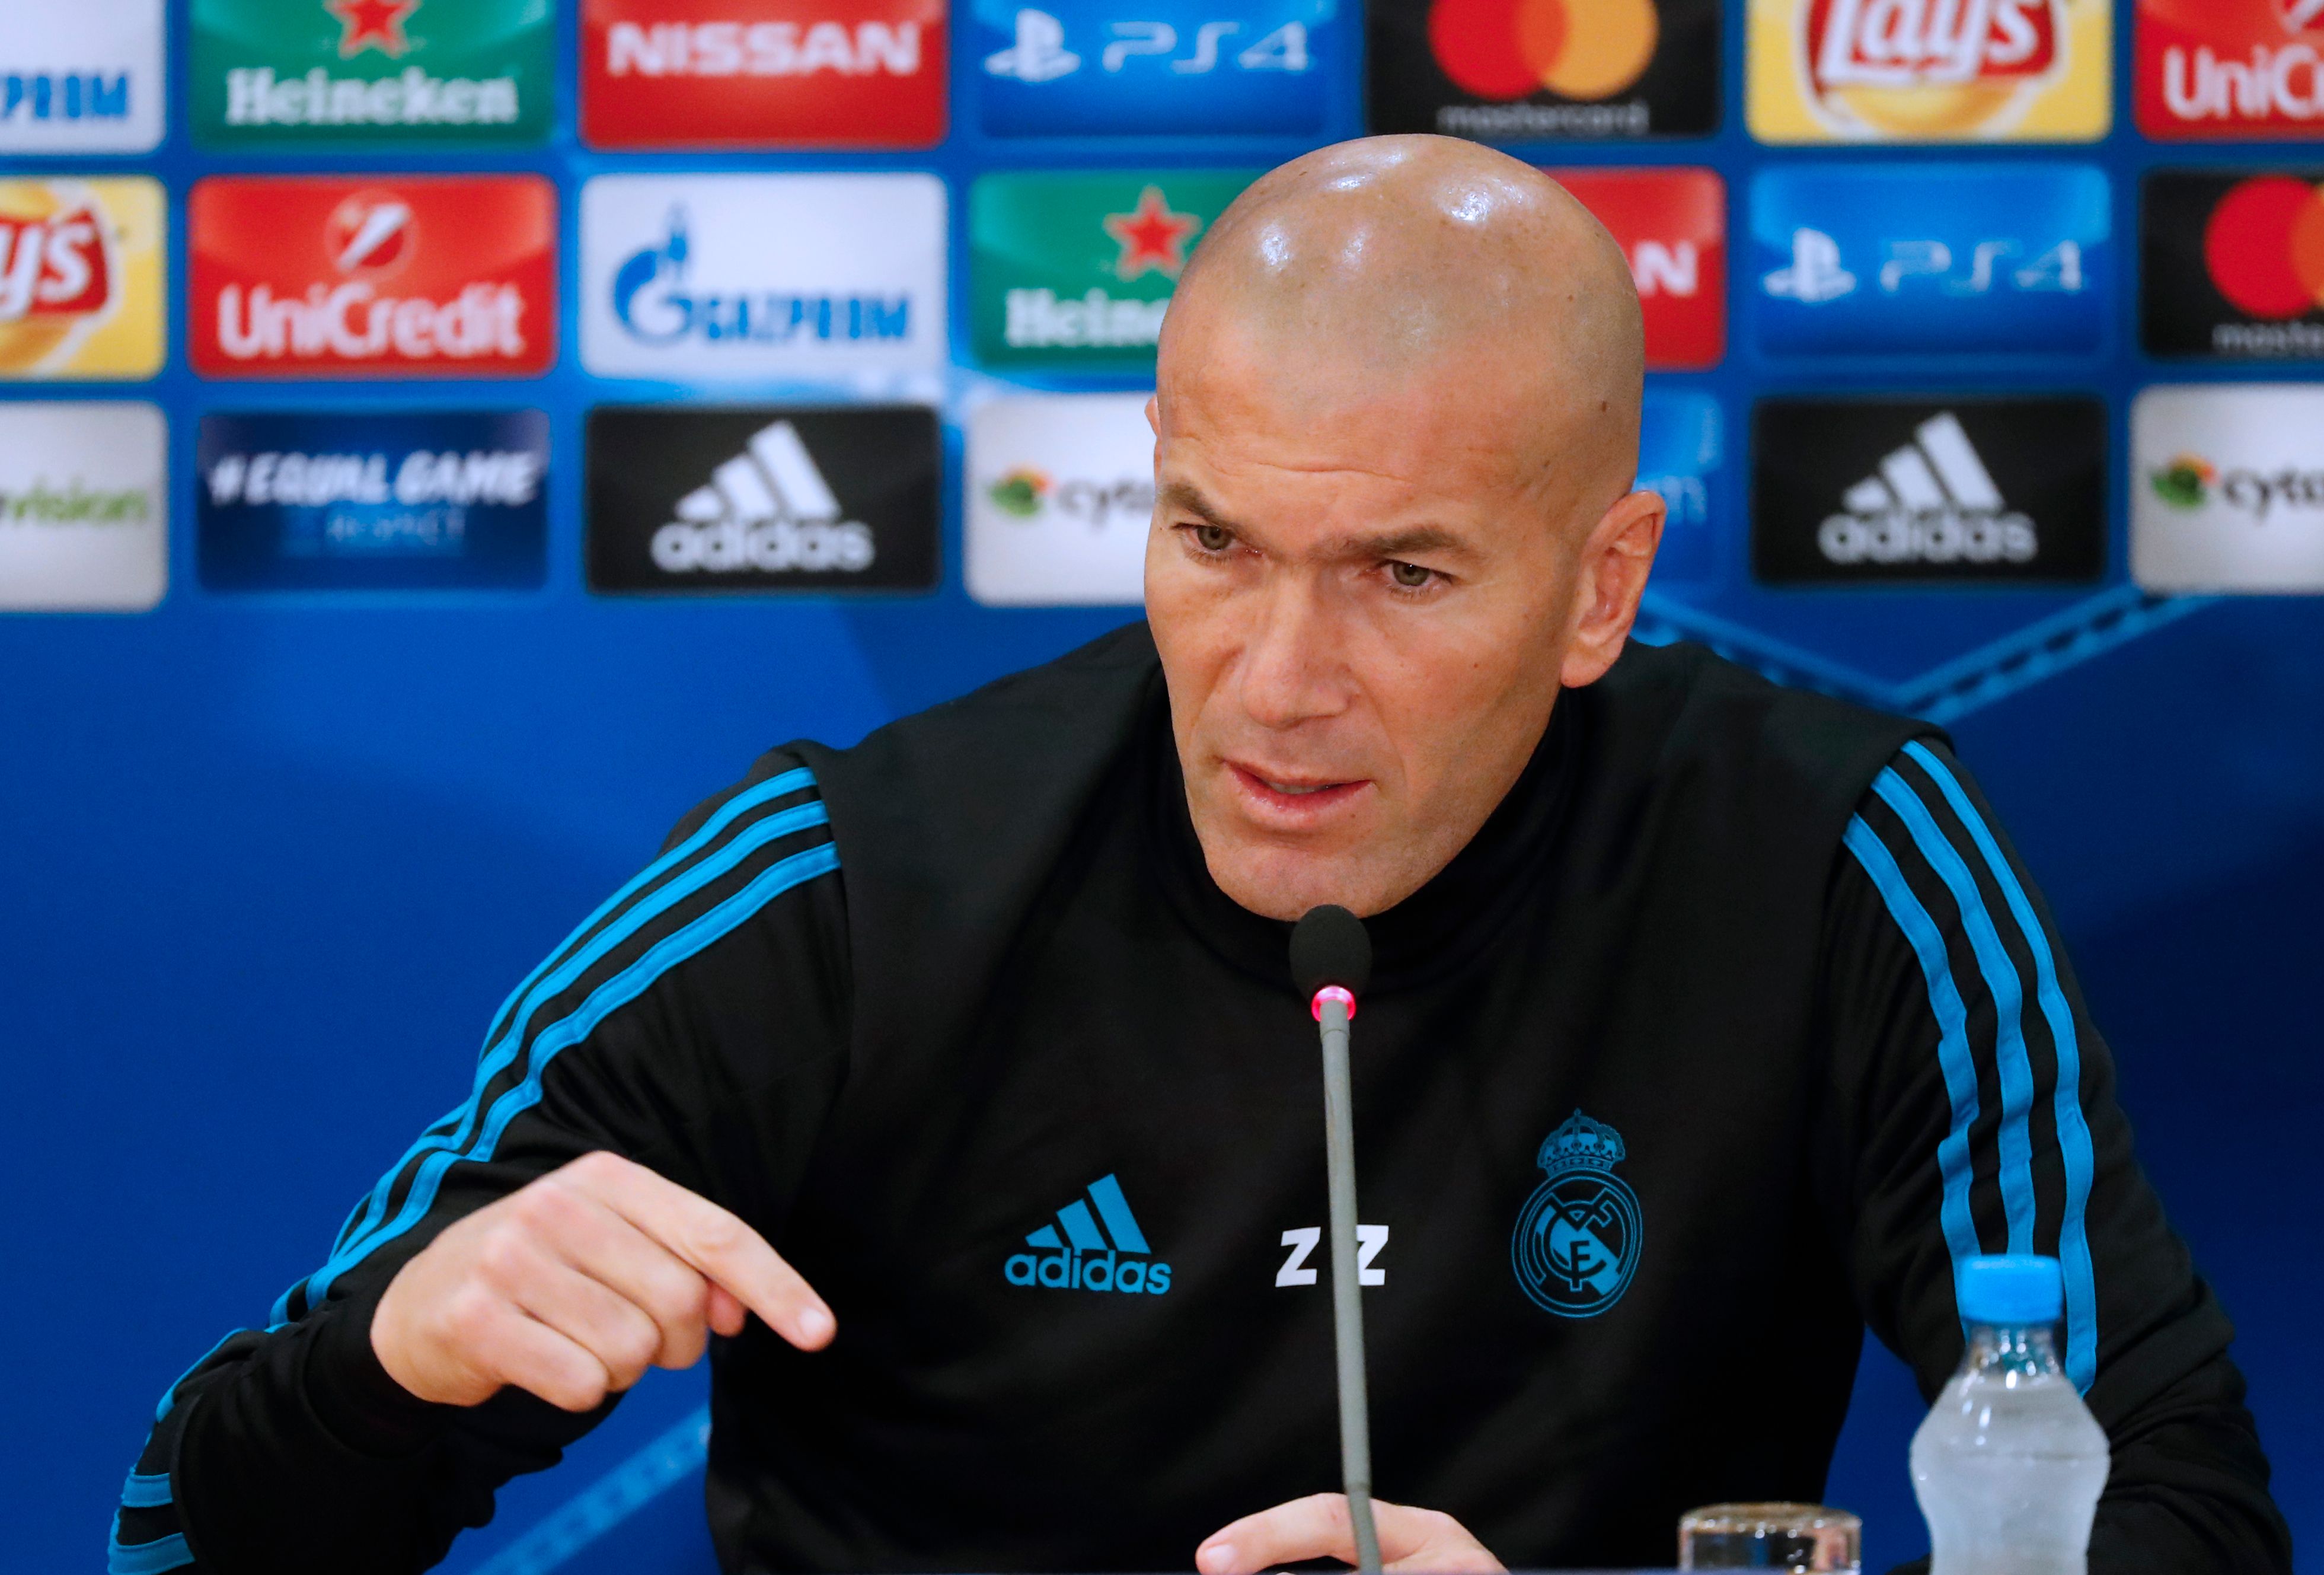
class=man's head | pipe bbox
[1145,134,1665,922]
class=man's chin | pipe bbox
[1199,838,1393,923]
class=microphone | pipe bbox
[1289,904,1381,1575]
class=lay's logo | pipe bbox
[0,178,163,381]
[1748,0,2111,142]
[1806,0,2060,94]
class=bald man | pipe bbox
[117,139,2285,1575]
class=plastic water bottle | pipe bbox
[1910,1255,2109,1575]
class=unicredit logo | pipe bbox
[1818,412,2038,565]
[651,419,874,574]
[2162,42,2324,124]
[217,189,523,361]
[191,176,556,378]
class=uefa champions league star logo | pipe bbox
[1511,1110,1642,1318]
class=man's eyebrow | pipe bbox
[1157,480,1238,530]
[1338,525,1476,562]
[1157,483,1477,563]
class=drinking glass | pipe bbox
[1678,1501,1862,1572]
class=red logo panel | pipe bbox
[190,176,557,380]
[2138,0,2324,139]
[1546,167,1725,372]
[582,0,947,148]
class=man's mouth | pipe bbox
[1225,763,1370,820]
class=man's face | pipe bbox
[1145,336,1595,920]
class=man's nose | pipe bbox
[1236,574,1350,732]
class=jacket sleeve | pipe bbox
[1817,739,2290,1575]
[109,752,854,1575]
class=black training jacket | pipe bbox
[113,626,2289,1575]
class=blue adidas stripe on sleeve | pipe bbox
[1844,744,2099,1393]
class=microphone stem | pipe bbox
[1318,994,1382,1575]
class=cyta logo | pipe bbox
[1005,1174,1173,1294]
[2149,452,2324,520]
[986,466,1153,528]
[2150,454,2215,511]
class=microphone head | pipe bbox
[1291,904,1372,1000]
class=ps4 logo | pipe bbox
[984,7,1311,80]
[611,207,911,349]
[1763,227,2085,305]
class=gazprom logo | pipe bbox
[610,205,912,348]
[2,72,131,125]
[1004,1174,1173,1295]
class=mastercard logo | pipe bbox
[2204,176,2324,321]
[1428,0,1660,101]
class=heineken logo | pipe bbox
[1103,186,1201,280]
[193,0,552,143]
[328,0,419,56]
[971,169,1254,367]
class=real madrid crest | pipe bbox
[1511,1109,1642,1319]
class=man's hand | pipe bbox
[372,1151,835,1412]
[1197,1493,1506,1574]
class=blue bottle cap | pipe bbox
[1958,1254,2064,1326]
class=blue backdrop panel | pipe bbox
[1,2,2318,1573]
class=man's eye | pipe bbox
[1192,524,1235,553]
[1388,560,1434,589]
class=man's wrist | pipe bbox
[302,1277,459,1458]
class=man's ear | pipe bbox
[1559,489,1667,690]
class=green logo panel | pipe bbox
[192,0,553,145]
[971,171,1258,370]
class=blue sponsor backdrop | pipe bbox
[1635,390,1720,583]
[0,2,2319,1574]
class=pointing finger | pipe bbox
[560,1153,835,1350]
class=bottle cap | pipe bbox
[1958,1254,2064,1326]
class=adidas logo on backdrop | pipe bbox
[1004,1174,1173,1294]
[1818,411,2036,567]
[585,404,939,594]
[1751,397,2105,586]
[652,419,873,575]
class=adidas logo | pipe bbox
[649,419,875,575]
[1817,412,2039,567]
[1003,1173,1173,1295]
